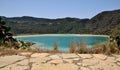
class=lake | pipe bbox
[15,34,108,51]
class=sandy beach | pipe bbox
[13,34,109,38]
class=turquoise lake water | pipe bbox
[15,35,108,51]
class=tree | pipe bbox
[0,17,5,42]
[0,16,34,49]
[110,27,120,50]
[0,16,15,47]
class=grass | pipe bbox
[0,46,63,56]
[0,47,19,56]
[69,41,76,53]
[68,39,120,55]
[52,41,59,53]
[92,40,120,55]
[0,39,120,56]
[76,39,89,54]
[69,40,90,54]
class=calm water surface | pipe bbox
[15,35,108,51]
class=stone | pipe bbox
[78,54,93,59]
[63,58,80,63]
[1,53,120,70]
[0,55,26,68]
[113,55,120,58]
[32,63,78,70]
[90,60,120,70]
[30,55,52,64]
[81,67,90,70]
[114,57,120,66]
[16,59,28,66]
[77,63,82,66]
[0,64,28,70]
[72,58,81,63]
[30,57,42,64]
[116,58,120,62]
[97,67,103,70]
[40,57,52,63]
[93,54,107,60]
[56,63,79,70]
[48,59,63,65]
[49,55,61,59]
[116,62,120,66]
[58,54,79,59]
[19,52,32,56]
[82,59,99,66]
[31,53,49,58]
[106,57,116,63]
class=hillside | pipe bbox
[87,9,120,35]
[3,17,89,35]
[1,9,120,35]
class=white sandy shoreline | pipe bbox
[13,34,109,38]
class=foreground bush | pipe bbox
[69,41,76,53]
[0,17,34,49]
[68,38,120,55]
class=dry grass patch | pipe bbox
[0,47,19,56]
[69,41,76,53]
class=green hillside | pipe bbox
[1,9,120,35]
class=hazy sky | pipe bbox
[0,0,120,19]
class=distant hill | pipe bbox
[3,16,89,35]
[1,9,120,35]
[87,9,120,35]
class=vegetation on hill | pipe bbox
[0,17,34,49]
[3,17,89,35]
[87,9,120,35]
[1,9,120,35]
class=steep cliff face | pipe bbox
[87,9,120,35]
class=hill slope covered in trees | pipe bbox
[87,9,120,35]
[1,9,120,35]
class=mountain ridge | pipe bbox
[87,9,120,34]
[1,9,120,35]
